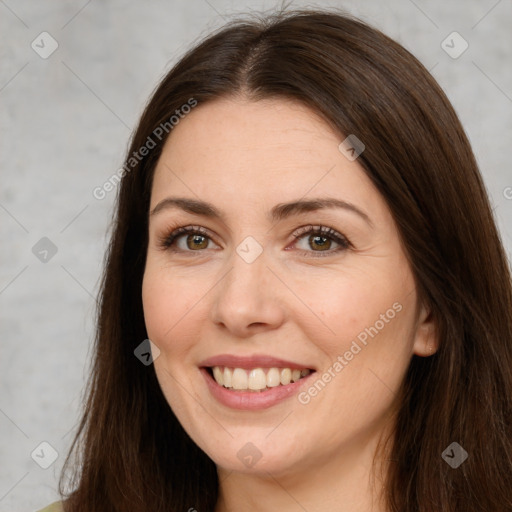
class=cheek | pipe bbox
[306,279,416,411]
[142,266,187,348]
[142,268,203,412]
[142,262,213,362]
[295,265,406,356]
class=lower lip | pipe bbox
[200,367,315,410]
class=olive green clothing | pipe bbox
[37,501,64,512]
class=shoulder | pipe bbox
[36,501,64,512]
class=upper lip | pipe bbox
[199,354,315,370]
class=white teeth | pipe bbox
[291,369,301,382]
[223,367,232,388]
[280,368,292,385]
[248,368,267,390]
[266,368,281,387]
[209,366,312,391]
[232,368,248,389]
[213,366,223,385]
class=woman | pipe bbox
[39,7,512,512]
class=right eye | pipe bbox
[157,225,219,253]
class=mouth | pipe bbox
[198,354,316,409]
[199,356,317,410]
[204,366,314,392]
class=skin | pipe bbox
[142,96,438,512]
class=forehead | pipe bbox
[150,97,385,222]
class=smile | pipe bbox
[198,354,316,410]
[209,366,311,391]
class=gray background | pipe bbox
[1,0,511,510]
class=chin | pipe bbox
[193,428,307,476]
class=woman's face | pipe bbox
[142,97,435,477]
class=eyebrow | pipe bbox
[149,196,373,227]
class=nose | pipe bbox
[209,244,287,338]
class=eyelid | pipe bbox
[157,224,218,251]
[292,224,348,243]
[290,225,351,256]
[157,223,351,256]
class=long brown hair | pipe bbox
[59,8,512,511]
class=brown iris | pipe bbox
[187,234,208,250]
[309,235,331,251]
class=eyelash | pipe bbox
[157,224,351,258]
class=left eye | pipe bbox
[158,224,351,257]
[291,225,351,256]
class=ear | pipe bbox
[412,302,438,357]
